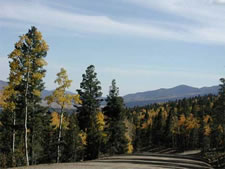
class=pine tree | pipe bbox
[76,65,103,159]
[103,79,128,155]
[63,113,82,162]
[214,78,225,148]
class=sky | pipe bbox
[0,0,225,96]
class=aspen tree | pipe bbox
[7,26,48,166]
[46,68,79,163]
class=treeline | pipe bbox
[0,27,225,168]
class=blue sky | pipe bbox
[0,0,225,96]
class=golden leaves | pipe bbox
[172,113,200,135]
[0,85,16,111]
[14,36,25,49]
[34,30,43,41]
[0,90,3,106]
[203,115,213,136]
[185,114,200,130]
[9,49,22,59]
[141,109,158,129]
[41,40,49,51]
[25,36,31,46]
[73,94,82,104]
[35,58,48,67]
[178,114,186,127]
[51,112,69,129]
[51,112,61,129]
[32,89,41,97]
[46,68,74,109]
[127,142,134,154]
[204,125,211,136]
[10,60,20,70]
[32,72,44,80]
[79,131,87,146]
[125,130,133,154]
[203,115,212,124]
[96,111,105,131]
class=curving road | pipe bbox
[13,152,213,169]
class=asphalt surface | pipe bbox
[11,152,213,169]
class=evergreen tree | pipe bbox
[76,65,102,130]
[214,78,225,147]
[103,79,128,155]
[63,113,82,162]
[39,111,55,164]
[76,65,103,160]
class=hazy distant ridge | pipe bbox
[0,80,219,107]
[123,85,219,107]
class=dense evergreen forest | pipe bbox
[0,27,225,168]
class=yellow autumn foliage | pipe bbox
[32,89,41,97]
[35,58,48,67]
[185,114,200,130]
[125,119,134,154]
[178,114,186,126]
[127,142,134,154]
[32,72,44,80]
[202,115,213,136]
[0,91,3,106]
[34,30,43,41]
[204,125,211,136]
[45,68,82,111]
[203,115,212,124]
[0,85,16,111]
[125,133,133,154]
[73,94,82,104]
[96,111,105,131]
[10,60,20,70]
[51,112,69,129]
[141,109,159,129]
[79,131,87,146]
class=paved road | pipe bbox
[12,153,212,169]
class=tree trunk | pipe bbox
[12,111,16,166]
[31,107,35,165]
[57,109,64,163]
[24,70,30,166]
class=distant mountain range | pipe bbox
[0,80,219,107]
[123,85,219,107]
[0,80,73,99]
[0,80,7,90]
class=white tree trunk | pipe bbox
[57,110,64,163]
[12,112,15,154]
[24,70,30,166]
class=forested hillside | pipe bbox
[0,27,224,169]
